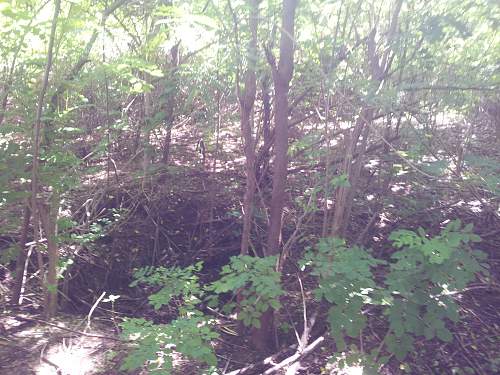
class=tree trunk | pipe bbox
[251,0,298,352]
[38,196,60,318]
[330,0,402,236]
[255,74,272,189]
[162,42,180,164]
[162,127,172,164]
[331,108,373,236]
[31,0,61,319]
[11,204,31,304]
[266,0,298,258]
[239,0,259,256]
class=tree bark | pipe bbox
[255,74,272,189]
[31,0,61,319]
[266,0,298,258]
[330,0,402,236]
[251,0,298,352]
[331,108,373,236]
[11,204,31,304]
[162,42,180,164]
[239,0,259,256]
[38,196,60,317]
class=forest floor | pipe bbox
[1,128,499,374]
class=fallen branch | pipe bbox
[225,343,298,375]
[263,336,325,375]
[225,333,325,375]
[15,316,125,342]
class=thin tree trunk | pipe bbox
[251,0,298,352]
[11,204,31,304]
[321,86,332,237]
[331,108,373,236]
[330,0,402,236]
[38,195,60,317]
[31,0,61,319]
[266,0,298,258]
[208,76,223,244]
[255,74,272,189]
[162,42,180,164]
[239,0,259,256]
[141,10,156,181]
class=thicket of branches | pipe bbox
[0,0,499,374]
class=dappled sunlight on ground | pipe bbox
[0,314,118,375]
[36,336,101,375]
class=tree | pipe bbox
[266,0,299,258]
[234,0,259,256]
[249,0,299,351]
[31,0,61,318]
[0,0,498,372]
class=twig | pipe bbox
[14,316,125,342]
[225,342,299,375]
[297,275,307,349]
[226,330,325,375]
[222,354,232,374]
[39,352,62,374]
[442,284,500,296]
[455,333,486,375]
[262,336,325,375]
[87,291,106,330]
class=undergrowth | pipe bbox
[119,219,488,374]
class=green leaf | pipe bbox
[436,327,453,342]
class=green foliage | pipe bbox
[330,174,350,188]
[0,139,30,207]
[0,244,19,264]
[300,238,384,350]
[383,219,487,360]
[122,262,218,373]
[463,154,500,195]
[121,220,486,372]
[131,262,204,312]
[301,220,487,363]
[207,255,283,328]
[122,256,281,371]
[70,218,111,244]
[0,0,495,372]
[120,315,218,374]
[333,346,386,375]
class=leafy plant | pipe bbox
[122,262,218,374]
[122,256,283,372]
[120,315,218,374]
[207,255,283,328]
[131,262,204,312]
[301,220,487,364]
[300,237,384,351]
[383,219,487,360]
[463,154,500,195]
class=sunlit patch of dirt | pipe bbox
[0,313,120,375]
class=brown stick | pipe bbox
[262,336,325,375]
[14,316,126,342]
[12,204,31,304]
[225,335,325,375]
